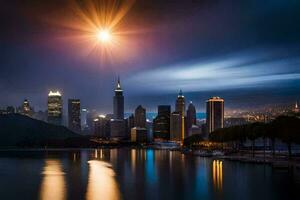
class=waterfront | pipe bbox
[0,149,298,200]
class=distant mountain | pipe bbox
[0,114,86,147]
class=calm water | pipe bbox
[0,149,298,200]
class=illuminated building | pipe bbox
[170,111,182,141]
[186,101,196,137]
[81,108,88,130]
[125,114,135,137]
[94,115,110,139]
[175,89,186,115]
[22,99,33,116]
[294,101,299,113]
[206,97,224,134]
[110,119,125,139]
[130,127,147,143]
[189,125,201,135]
[113,77,124,120]
[111,77,125,139]
[47,91,63,126]
[153,105,171,140]
[175,90,185,142]
[68,99,81,133]
[134,105,146,128]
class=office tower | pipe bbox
[186,101,196,137]
[110,119,125,139]
[86,110,98,134]
[158,105,171,116]
[206,97,224,134]
[134,105,146,128]
[94,115,110,138]
[189,125,201,136]
[153,105,171,140]
[170,111,182,141]
[47,91,63,126]
[81,108,88,130]
[126,114,135,136]
[175,90,185,142]
[175,90,186,115]
[130,127,147,143]
[113,77,124,120]
[68,99,81,133]
[111,77,125,139]
[146,120,153,142]
[22,99,31,115]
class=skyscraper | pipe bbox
[170,111,182,141]
[111,77,125,139]
[158,105,171,117]
[186,101,196,137]
[81,108,88,130]
[134,105,146,128]
[94,115,110,138]
[113,77,124,120]
[206,97,224,134]
[175,90,185,142]
[68,99,81,133]
[175,89,186,115]
[153,105,171,140]
[125,114,135,137]
[20,99,33,117]
[47,91,63,126]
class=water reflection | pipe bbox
[212,160,223,192]
[86,160,120,200]
[40,159,66,200]
[145,150,157,184]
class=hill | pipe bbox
[0,114,87,147]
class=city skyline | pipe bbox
[0,0,300,112]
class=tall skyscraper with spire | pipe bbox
[113,77,124,120]
[111,77,126,139]
[175,89,186,143]
[175,89,186,115]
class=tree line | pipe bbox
[209,115,300,157]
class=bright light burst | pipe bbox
[51,0,137,66]
[96,29,112,43]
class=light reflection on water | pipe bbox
[0,149,297,200]
[40,159,66,200]
[212,160,223,192]
[86,160,120,200]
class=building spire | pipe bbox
[178,89,183,97]
[116,76,122,90]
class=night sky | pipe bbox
[1,0,300,113]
